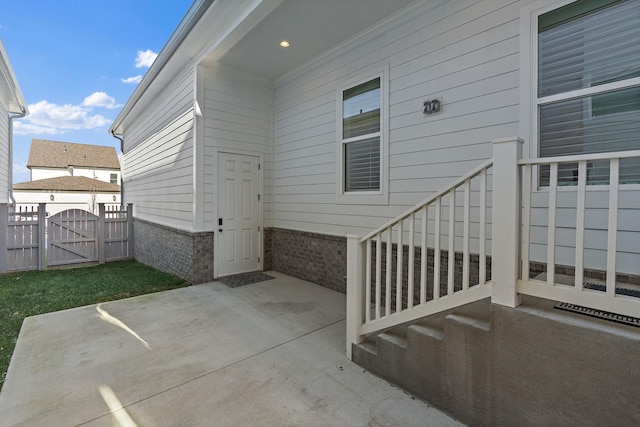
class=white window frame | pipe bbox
[522,0,640,156]
[336,64,389,205]
[520,0,640,189]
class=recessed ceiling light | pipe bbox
[279,40,290,48]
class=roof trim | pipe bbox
[0,38,27,115]
[109,0,213,134]
[13,176,120,192]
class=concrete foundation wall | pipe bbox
[134,218,213,284]
[353,297,640,426]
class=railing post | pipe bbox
[127,203,134,259]
[98,203,105,264]
[0,203,7,274]
[346,234,365,360]
[38,203,46,270]
[491,137,523,307]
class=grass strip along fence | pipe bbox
[0,260,188,392]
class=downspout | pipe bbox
[8,108,27,207]
[110,130,125,207]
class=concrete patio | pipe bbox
[0,271,462,426]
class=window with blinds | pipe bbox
[537,0,640,185]
[342,78,381,192]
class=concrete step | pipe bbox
[378,325,408,349]
[352,298,492,417]
[444,296,491,331]
[353,295,640,427]
[359,298,490,357]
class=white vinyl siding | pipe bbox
[522,0,640,276]
[272,0,520,238]
[528,188,640,276]
[201,65,273,230]
[124,109,194,229]
[0,103,9,203]
[123,66,195,153]
[122,66,195,230]
[30,168,119,183]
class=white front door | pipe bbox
[217,152,261,277]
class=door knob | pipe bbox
[218,228,223,233]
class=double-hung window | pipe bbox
[338,69,388,204]
[536,0,640,185]
[343,78,381,192]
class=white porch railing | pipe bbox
[518,150,640,318]
[347,138,640,359]
[346,152,496,358]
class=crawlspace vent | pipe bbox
[554,302,640,328]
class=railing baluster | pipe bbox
[375,232,382,320]
[606,158,619,297]
[434,197,441,300]
[462,179,470,290]
[420,205,428,303]
[396,220,403,313]
[385,226,392,317]
[479,168,487,285]
[575,160,586,290]
[521,164,532,282]
[408,213,415,309]
[448,188,455,296]
[365,238,372,323]
[547,163,558,286]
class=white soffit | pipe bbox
[215,0,414,79]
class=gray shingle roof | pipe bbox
[13,176,120,192]
[27,139,120,169]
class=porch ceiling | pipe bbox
[211,0,415,80]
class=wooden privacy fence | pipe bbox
[0,203,133,273]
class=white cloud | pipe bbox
[135,49,157,68]
[13,122,59,135]
[121,75,142,84]
[12,164,30,183]
[13,100,112,135]
[13,163,29,174]
[82,91,119,109]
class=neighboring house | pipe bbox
[25,139,121,183]
[0,38,28,205]
[13,176,120,217]
[110,1,639,424]
[13,139,121,215]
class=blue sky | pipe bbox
[1,0,194,184]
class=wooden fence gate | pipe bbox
[0,203,133,273]
[48,209,99,266]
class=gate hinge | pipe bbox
[258,163,261,170]
[258,226,261,232]
[258,194,261,201]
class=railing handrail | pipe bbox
[359,158,494,242]
[519,150,640,166]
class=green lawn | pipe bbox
[0,260,188,392]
